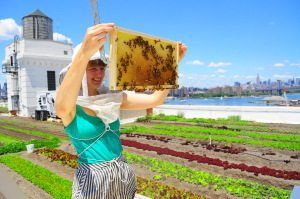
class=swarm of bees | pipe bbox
[109,27,179,92]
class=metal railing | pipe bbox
[2,62,18,73]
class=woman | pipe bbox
[55,23,187,199]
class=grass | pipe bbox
[151,124,300,143]
[137,114,300,135]
[0,132,22,145]
[0,153,204,199]
[0,155,72,199]
[0,122,61,155]
[122,125,300,150]
[0,125,57,140]
[124,151,291,199]
[139,114,266,126]
[0,106,8,113]
[0,138,60,155]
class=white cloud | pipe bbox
[233,75,240,79]
[53,32,73,44]
[208,62,232,67]
[178,73,184,78]
[273,74,293,79]
[256,67,264,71]
[273,63,284,67]
[215,69,227,73]
[186,60,204,65]
[0,18,21,41]
[290,63,300,67]
[178,73,243,88]
[246,75,256,79]
[0,18,72,44]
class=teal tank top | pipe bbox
[64,104,123,164]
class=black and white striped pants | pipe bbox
[72,154,137,199]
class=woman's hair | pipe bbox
[59,59,107,84]
[88,59,107,67]
[59,58,108,95]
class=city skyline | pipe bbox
[175,73,300,89]
[0,0,299,88]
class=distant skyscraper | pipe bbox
[256,74,261,85]
[277,80,283,95]
[296,78,300,85]
[234,82,241,87]
[287,78,294,86]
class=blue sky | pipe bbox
[0,0,299,88]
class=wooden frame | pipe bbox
[109,27,179,91]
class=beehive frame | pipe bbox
[109,27,179,92]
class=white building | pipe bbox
[2,10,72,117]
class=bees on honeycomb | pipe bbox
[109,27,179,92]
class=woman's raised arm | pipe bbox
[55,23,115,119]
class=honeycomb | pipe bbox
[109,27,179,92]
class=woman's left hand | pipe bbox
[178,42,187,62]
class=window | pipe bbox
[11,95,19,110]
[10,56,13,66]
[64,50,68,55]
[47,71,56,91]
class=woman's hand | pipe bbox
[178,42,187,62]
[80,23,115,59]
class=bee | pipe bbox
[123,82,129,90]
[142,85,147,92]
[152,66,161,79]
[128,86,134,91]
[167,78,174,85]
[129,80,136,91]
[117,68,122,82]
[154,39,161,44]
[162,65,167,72]
[160,44,164,50]
[135,86,145,93]
[166,45,175,54]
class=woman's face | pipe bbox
[86,61,106,92]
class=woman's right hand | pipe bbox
[80,23,115,59]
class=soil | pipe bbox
[131,162,235,199]
[0,116,66,139]
[141,120,300,135]
[20,151,75,181]
[120,134,300,171]
[0,163,52,199]
[0,127,45,141]
[1,114,299,197]
[129,122,300,158]
[123,145,298,190]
